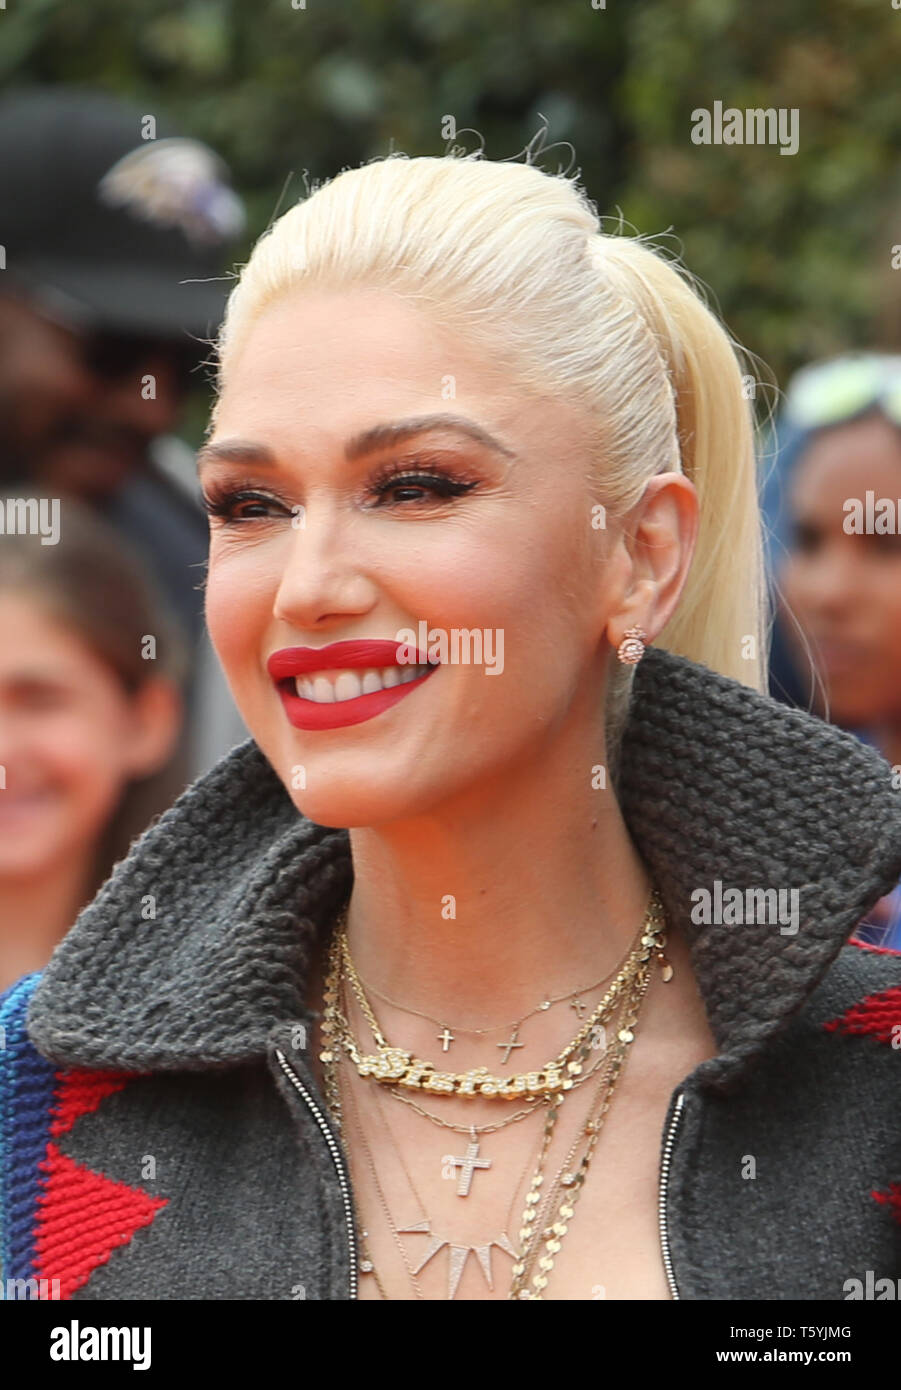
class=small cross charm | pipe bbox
[497,1028,524,1065]
[437,1026,455,1052]
[450,1130,492,1196]
[570,996,586,1019]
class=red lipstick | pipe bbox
[266,639,438,731]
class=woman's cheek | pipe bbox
[206,549,275,662]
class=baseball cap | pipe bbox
[0,85,246,341]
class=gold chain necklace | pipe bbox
[319,891,669,1299]
[329,944,640,1190]
[381,1037,613,1134]
[338,955,623,1137]
[349,926,646,1051]
[337,969,549,1135]
[336,1042,545,1299]
[508,935,659,1298]
[326,891,667,1099]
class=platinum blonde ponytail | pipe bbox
[214,152,767,715]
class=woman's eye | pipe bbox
[367,469,478,506]
[200,467,479,524]
[201,489,289,523]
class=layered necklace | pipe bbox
[319,890,671,1300]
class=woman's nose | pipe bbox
[271,506,378,628]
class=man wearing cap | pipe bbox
[0,84,249,774]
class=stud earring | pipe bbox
[616,626,647,664]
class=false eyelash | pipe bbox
[367,457,480,502]
[200,485,294,520]
[200,460,480,522]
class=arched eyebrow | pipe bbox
[343,414,516,461]
[196,413,516,472]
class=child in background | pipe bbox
[0,494,187,991]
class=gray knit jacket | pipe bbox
[3,646,901,1301]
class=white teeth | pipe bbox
[334,671,363,702]
[311,676,336,703]
[294,664,433,703]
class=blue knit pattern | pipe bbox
[0,973,58,1296]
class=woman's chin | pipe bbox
[284,784,429,830]
[286,797,384,830]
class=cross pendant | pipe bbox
[497,1028,524,1065]
[450,1131,491,1196]
[570,996,586,1019]
[437,1026,455,1052]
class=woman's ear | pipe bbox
[605,472,699,649]
[121,678,184,780]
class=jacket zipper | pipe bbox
[274,1047,358,1300]
[658,1089,684,1301]
[276,1043,682,1303]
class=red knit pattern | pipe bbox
[34,1143,168,1298]
[49,1069,130,1138]
[849,937,901,957]
[872,1183,901,1224]
[821,986,901,1045]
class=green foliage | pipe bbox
[5,0,899,398]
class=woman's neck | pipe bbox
[343,746,653,1034]
[0,853,95,994]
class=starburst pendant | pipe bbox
[398,1221,519,1299]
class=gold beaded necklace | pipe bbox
[325,891,668,1100]
[319,891,670,1299]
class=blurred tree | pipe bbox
[3,0,898,424]
[618,0,901,394]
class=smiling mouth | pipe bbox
[272,660,440,732]
[278,662,435,704]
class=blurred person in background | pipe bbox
[767,354,901,948]
[0,494,186,993]
[0,84,248,776]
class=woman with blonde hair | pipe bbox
[2,150,900,1301]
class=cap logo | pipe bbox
[97,137,245,247]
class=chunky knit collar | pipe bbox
[26,646,901,1094]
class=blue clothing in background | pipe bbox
[853,884,901,951]
[761,416,901,952]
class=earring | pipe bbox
[616,626,647,665]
